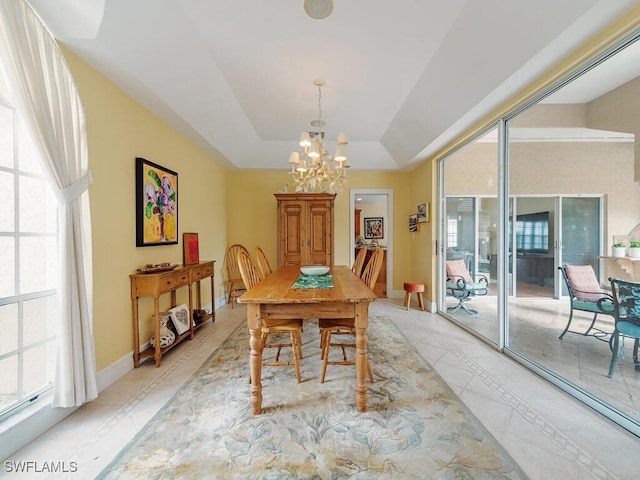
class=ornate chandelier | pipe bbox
[288,79,349,193]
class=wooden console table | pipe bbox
[130,261,215,367]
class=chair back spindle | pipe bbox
[255,246,273,278]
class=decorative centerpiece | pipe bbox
[300,266,330,276]
[136,262,178,273]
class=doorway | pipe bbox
[350,189,393,298]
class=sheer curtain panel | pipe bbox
[0,0,97,407]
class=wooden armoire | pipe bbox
[274,193,335,267]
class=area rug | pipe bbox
[98,317,528,479]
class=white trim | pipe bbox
[350,188,393,297]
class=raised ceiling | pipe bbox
[28,0,639,171]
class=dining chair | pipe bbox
[236,249,303,383]
[255,245,273,278]
[558,264,615,341]
[351,246,368,278]
[224,244,249,308]
[318,248,383,383]
[607,277,640,378]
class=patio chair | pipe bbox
[445,258,488,316]
[607,277,640,378]
[558,265,615,341]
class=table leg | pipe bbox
[354,302,369,412]
[247,304,263,414]
[153,298,161,367]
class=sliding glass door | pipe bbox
[438,29,640,435]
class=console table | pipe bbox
[130,260,215,367]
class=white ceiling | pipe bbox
[28,0,640,172]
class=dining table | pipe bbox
[237,265,378,414]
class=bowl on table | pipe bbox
[300,266,330,276]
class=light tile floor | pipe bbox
[2,299,639,480]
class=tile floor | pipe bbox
[2,299,639,480]
[446,292,640,421]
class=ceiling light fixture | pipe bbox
[288,79,349,193]
[304,0,334,19]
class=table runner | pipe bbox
[291,272,334,289]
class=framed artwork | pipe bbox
[169,303,191,335]
[409,214,419,232]
[418,203,430,223]
[364,217,384,239]
[183,232,199,264]
[136,157,178,247]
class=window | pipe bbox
[0,78,58,419]
[446,218,458,248]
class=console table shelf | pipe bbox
[130,260,215,367]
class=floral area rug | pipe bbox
[98,317,528,479]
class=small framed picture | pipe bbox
[409,214,419,232]
[418,203,430,223]
[183,232,199,264]
[364,217,384,239]
[169,303,191,335]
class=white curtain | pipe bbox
[0,0,97,407]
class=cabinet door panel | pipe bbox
[281,202,304,265]
[308,201,331,265]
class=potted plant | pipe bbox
[629,241,640,258]
[612,242,626,258]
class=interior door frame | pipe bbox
[350,189,394,297]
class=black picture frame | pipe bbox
[136,157,178,247]
[364,217,384,239]
[409,214,419,232]
[418,203,430,223]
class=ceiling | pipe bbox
[28,0,640,172]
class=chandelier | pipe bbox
[288,79,349,193]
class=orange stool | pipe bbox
[403,281,425,311]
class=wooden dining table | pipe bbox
[237,265,378,414]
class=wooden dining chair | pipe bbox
[319,247,384,383]
[236,249,303,383]
[225,244,249,308]
[351,246,368,278]
[255,246,273,278]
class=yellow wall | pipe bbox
[58,44,421,375]
[408,160,437,303]
[62,47,229,371]
[226,171,414,295]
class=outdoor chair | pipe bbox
[558,265,615,341]
[607,277,640,378]
[445,258,488,315]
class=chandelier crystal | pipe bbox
[288,79,349,193]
